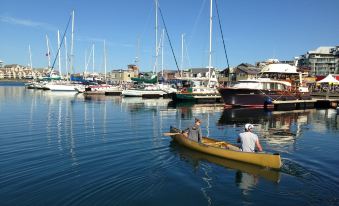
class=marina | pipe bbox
[1,82,339,205]
[1,0,339,205]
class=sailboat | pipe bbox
[172,0,221,103]
[122,0,177,98]
[76,41,123,95]
[45,10,79,92]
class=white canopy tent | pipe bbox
[317,74,339,84]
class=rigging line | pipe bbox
[214,0,230,69]
[187,0,207,48]
[50,12,73,71]
[158,5,181,76]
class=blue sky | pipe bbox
[1,0,339,73]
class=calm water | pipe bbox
[1,82,339,206]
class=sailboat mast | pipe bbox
[84,50,87,77]
[92,44,95,73]
[155,0,158,74]
[162,29,164,77]
[57,30,62,76]
[135,38,140,67]
[208,0,213,80]
[181,33,185,77]
[104,40,107,81]
[64,37,68,78]
[70,10,75,77]
[46,35,51,69]
[28,44,33,70]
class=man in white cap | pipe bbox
[237,124,263,152]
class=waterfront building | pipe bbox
[0,60,3,68]
[233,63,261,81]
[0,64,49,80]
[298,46,339,76]
[156,69,191,81]
[108,68,137,84]
[218,63,260,85]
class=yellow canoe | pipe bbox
[168,127,282,169]
[173,142,280,182]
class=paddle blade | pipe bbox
[163,132,180,136]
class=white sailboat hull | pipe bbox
[46,84,77,91]
[122,89,167,97]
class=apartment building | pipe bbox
[298,46,339,76]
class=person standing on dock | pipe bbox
[237,124,263,152]
[184,118,202,143]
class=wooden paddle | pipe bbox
[163,132,180,136]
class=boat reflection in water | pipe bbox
[168,101,224,118]
[170,141,280,188]
[218,108,311,149]
[121,97,172,114]
[121,97,171,107]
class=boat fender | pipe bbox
[264,97,272,104]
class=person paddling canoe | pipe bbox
[237,124,263,152]
[183,118,202,143]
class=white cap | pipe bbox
[245,124,254,131]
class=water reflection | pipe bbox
[168,101,224,119]
[167,102,224,137]
[123,97,170,105]
[43,91,80,166]
[218,108,313,149]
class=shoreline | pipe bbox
[0,79,30,83]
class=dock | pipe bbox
[270,99,339,110]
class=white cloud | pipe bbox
[0,15,56,31]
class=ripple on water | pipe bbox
[2,86,339,206]
[280,158,339,205]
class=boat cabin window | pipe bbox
[277,83,285,90]
[263,83,268,90]
[233,82,260,88]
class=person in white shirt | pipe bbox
[237,124,263,152]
